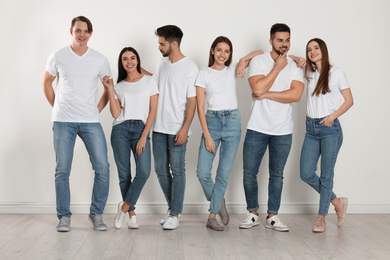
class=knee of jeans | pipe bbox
[94,164,110,182]
[196,170,209,182]
[137,168,151,181]
[269,173,284,183]
[55,171,70,181]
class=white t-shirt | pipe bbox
[46,46,112,123]
[153,57,198,135]
[113,76,159,126]
[196,63,238,111]
[247,53,304,135]
[306,66,350,118]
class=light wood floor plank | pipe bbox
[0,213,388,259]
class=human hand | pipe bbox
[320,116,335,127]
[275,53,288,71]
[204,136,215,153]
[175,127,188,145]
[136,137,146,155]
[102,76,113,89]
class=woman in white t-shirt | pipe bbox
[299,38,353,233]
[196,36,263,231]
[103,47,158,229]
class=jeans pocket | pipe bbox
[206,111,216,118]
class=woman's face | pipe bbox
[307,41,322,63]
[121,51,138,73]
[212,42,231,66]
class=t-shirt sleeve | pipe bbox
[230,63,239,79]
[248,56,264,78]
[336,69,350,90]
[292,62,304,83]
[113,84,119,100]
[45,51,57,77]
[195,69,207,89]
[187,66,199,98]
[149,77,159,96]
[98,57,112,82]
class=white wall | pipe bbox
[1,0,389,214]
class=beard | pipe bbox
[161,45,173,57]
[273,45,288,55]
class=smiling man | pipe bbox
[239,23,304,231]
[152,25,198,230]
[43,16,112,232]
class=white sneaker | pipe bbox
[160,209,171,225]
[162,215,180,230]
[265,215,289,232]
[239,213,260,229]
[114,201,127,229]
[128,215,139,229]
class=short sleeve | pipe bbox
[45,51,57,77]
[187,66,199,98]
[292,64,304,83]
[113,84,119,100]
[149,77,159,96]
[229,63,239,79]
[195,69,207,89]
[248,56,264,78]
[98,57,112,82]
[336,69,350,90]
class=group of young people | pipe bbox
[43,16,353,234]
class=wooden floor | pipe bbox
[0,214,389,260]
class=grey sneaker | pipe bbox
[219,198,230,225]
[88,214,107,231]
[206,217,224,231]
[57,216,70,232]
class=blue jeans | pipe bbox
[197,110,241,214]
[53,122,110,219]
[243,130,292,214]
[152,132,187,215]
[300,116,343,216]
[111,120,151,212]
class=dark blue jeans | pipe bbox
[152,132,187,215]
[111,120,151,212]
[243,129,292,214]
[300,116,342,215]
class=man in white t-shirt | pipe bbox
[43,16,112,232]
[153,25,198,230]
[239,23,304,231]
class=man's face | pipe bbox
[270,32,290,55]
[158,36,173,57]
[70,21,91,47]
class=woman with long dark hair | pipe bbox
[103,47,158,229]
[300,38,353,232]
[196,36,263,231]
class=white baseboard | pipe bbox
[0,203,389,214]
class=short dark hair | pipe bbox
[270,23,290,39]
[155,25,183,46]
[208,36,233,67]
[117,47,142,83]
[71,16,93,33]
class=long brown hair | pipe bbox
[208,36,233,67]
[305,38,331,96]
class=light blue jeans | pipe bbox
[197,110,241,214]
[111,120,151,212]
[53,122,110,219]
[243,130,292,214]
[152,132,187,215]
[300,116,342,216]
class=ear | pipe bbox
[70,28,73,36]
[269,38,272,46]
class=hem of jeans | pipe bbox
[247,207,259,212]
[267,210,278,215]
[57,214,72,219]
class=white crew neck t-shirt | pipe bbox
[247,53,304,135]
[113,76,159,126]
[46,46,112,123]
[306,66,350,119]
[153,57,198,135]
[196,63,238,111]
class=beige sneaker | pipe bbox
[335,197,348,227]
[312,219,326,233]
